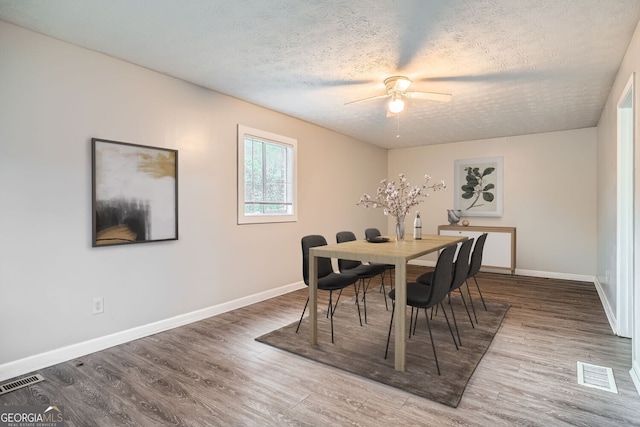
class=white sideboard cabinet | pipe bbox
[437,225,516,274]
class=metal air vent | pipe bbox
[577,361,618,393]
[0,374,45,395]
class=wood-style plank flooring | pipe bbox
[2,268,639,426]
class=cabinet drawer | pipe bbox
[438,225,516,273]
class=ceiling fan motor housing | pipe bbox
[384,76,412,94]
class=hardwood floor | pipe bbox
[2,268,639,426]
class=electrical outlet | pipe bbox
[92,297,104,315]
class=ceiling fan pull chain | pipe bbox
[397,113,401,138]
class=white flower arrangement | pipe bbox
[358,173,446,218]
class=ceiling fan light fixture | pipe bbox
[388,94,405,114]
[345,75,451,113]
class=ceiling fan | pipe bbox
[344,76,452,115]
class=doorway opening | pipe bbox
[617,74,634,338]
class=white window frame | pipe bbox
[237,124,297,224]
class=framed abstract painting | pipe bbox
[454,156,503,217]
[91,138,178,247]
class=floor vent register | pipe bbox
[577,361,618,393]
[0,374,45,395]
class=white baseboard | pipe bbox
[593,277,618,335]
[410,262,616,335]
[631,361,640,397]
[409,260,596,283]
[0,281,306,383]
[513,269,595,283]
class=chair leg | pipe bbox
[364,278,368,322]
[410,307,421,337]
[361,277,373,324]
[381,272,389,311]
[424,309,441,375]
[457,287,475,328]
[465,281,478,323]
[473,276,487,310]
[409,307,414,338]
[358,279,368,323]
[295,297,309,333]
[447,295,462,347]
[331,288,344,316]
[353,283,363,327]
[328,290,335,343]
[423,307,438,334]
[327,288,344,318]
[439,302,459,350]
[384,301,396,359]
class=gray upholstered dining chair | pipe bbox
[336,231,387,324]
[416,238,475,346]
[365,227,395,309]
[298,235,361,343]
[466,233,489,315]
[384,244,457,375]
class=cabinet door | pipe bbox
[439,229,511,269]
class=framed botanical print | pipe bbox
[454,156,503,217]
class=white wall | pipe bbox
[0,21,387,378]
[596,18,640,393]
[388,128,597,278]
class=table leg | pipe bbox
[394,261,407,371]
[309,254,318,345]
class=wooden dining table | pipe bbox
[308,234,467,371]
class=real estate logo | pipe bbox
[0,405,64,427]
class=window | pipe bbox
[237,125,297,224]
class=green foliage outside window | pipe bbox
[244,136,292,215]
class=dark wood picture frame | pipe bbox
[91,138,178,247]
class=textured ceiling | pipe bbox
[1,0,639,148]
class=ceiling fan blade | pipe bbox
[417,70,542,84]
[404,91,452,102]
[344,93,390,105]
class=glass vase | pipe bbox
[395,215,406,241]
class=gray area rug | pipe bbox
[256,288,510,407]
